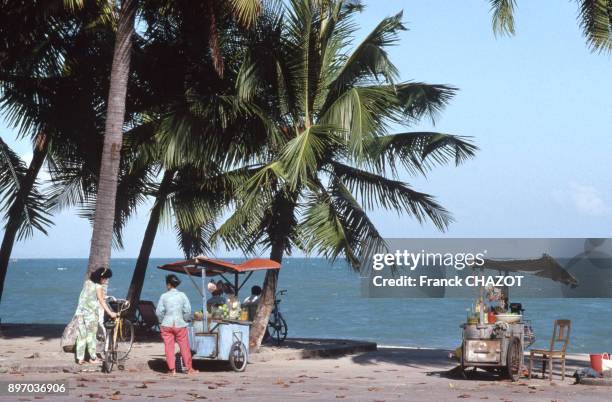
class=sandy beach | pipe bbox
[1,325,610,401]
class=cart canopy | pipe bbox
[158,255,281,277]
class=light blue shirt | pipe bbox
[156,288,191,328]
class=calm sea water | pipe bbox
[1,258,611,353]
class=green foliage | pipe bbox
[212,0,477,269]
[489,0,612,53]
[0,137,52,239]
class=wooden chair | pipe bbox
[135,300,160,332]
[528,319,571,381]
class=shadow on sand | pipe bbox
[147,357,236,373]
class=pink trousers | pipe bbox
[160,326,192,371]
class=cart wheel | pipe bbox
[229,342,248,372]
[505,337,522,381]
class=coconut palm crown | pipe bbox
[215,0,478,268]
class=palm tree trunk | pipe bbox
[0,133,49,303]
[249,191,296,349]
[125,169,174,313]
[86,0,137,276]
[249,241,283,349]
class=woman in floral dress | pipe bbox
[74,267,117,364]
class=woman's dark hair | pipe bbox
[251,285,262,296]
[166,274,181,288]
[90,267,113,284]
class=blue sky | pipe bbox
[2,0,611,258]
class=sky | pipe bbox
[2,0,611,258]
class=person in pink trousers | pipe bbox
[156,274,197,375]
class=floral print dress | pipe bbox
[74,280,102,361]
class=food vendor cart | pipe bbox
[460,255,577,381]
[158,256,281,372]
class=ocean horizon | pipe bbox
[2,258,612,354]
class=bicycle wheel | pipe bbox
[115,319,134,361]
[268,313,288,343]
[102,335,114,373]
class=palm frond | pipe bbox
[229,0,262,27]
[320,86,395,158]
[0,136,52,239]
[363,132,477,176]
[577,0,612,53]
[490,0,517,37]
[280,124,341,188]
[327,11,405,98]
[0,136,26,208]
[302,178,387,270]
[329,162,452,230]
[393,82,457,124]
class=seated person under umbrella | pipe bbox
[206,280,227,310]
[242,285,262,321]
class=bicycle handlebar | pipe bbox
[105,296,131,314]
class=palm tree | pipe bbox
[0,136,52,302]
[83,0,138,275]
[0,1,103,302]
[122,0,272,308]
[489,0,612,53]
[78,0,266,276]
[0,1,156,302]
[213,0,478,348]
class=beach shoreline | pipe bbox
[1,323,609,401]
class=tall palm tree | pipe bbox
[489,0,612,53]
[213,0,478,348]
[77,0,266,276]
[0,0,106,302]
[83,0,138,275]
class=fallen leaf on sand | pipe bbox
[368,387,381,392]
[187,392,207,399]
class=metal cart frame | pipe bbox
[158,256,281,371]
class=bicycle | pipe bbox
[101,296,135,373]
[266,289,288,344]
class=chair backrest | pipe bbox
[138,300,160,325]
[549,319,571,352]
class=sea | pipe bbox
[1,258,611,354]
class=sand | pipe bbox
[0,324,609,401]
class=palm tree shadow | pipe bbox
[351,347,455,370]
[0,323,64,341]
